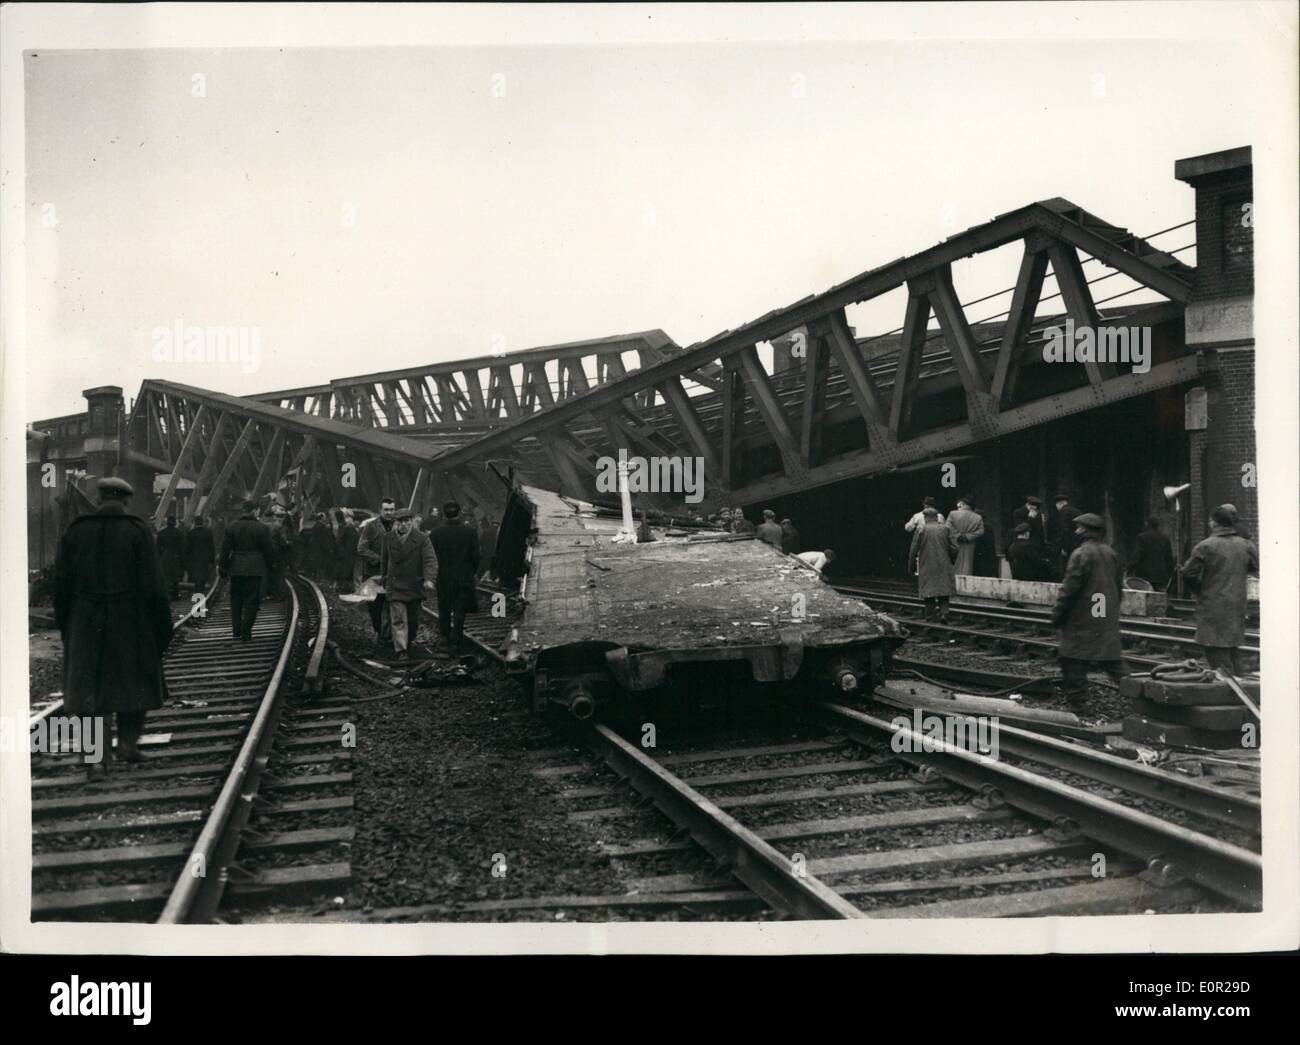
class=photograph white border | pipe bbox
[2,1,1296,955]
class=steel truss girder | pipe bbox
[419,197,1192,508]
[251,330,680,429]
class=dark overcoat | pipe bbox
[909,521,958,597]
[384,527,436,601]
[1181,526,1259,647]
[1130,527,1175,590]
[1011,506,1048,548]
[1007,538,1052,582]
[1047,504,1080,557]
[54,502,174,715]
[755,521,784,548]
[156,524,184,588]
[220,514,277,578]
[431,520,481,611]
[336,522,359,581]
[781,523,801,555]
[313,524,338,578]
[1052,536,1123,660]
[183,525,216,584]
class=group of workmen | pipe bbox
[151,502,498,604]
[699,505,836,573]
[52,477,488,778]
[906,495,1258,703]
[702,505,803,554]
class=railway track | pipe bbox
[515,699,1260,920]
[30,574,351,923]
[833,583,1260,676]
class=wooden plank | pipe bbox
[604,804,1011,858]
[878,876,1205,919]
[568,778,938,821]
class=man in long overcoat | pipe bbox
[1179,504,1259,674]
[908,507,958,621]
[1006,521,1053,581]
[430,500,481,655]
[946,496,985,576]
[1129,515,1176,591]
[357,498,397,646]
[1047,492,1081,577]
[220,500,278,641]
[1051,512,1125,704]
[334,509,359,594]
[156,514,184,598]
[54,477,173,777]
[183,514,217,594]
[383,508,437,658]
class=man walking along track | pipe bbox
[384,507,436,659]
[909,505,958,621]
[219,499,278,642]
[1051,512,1125,706]
[54,477,173,780]
[357,497,398,648]
[431,500,481,656]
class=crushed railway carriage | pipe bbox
[493,484,908,719]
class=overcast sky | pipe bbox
[22,22,1280,419]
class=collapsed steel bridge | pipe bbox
[126,196,1197,522]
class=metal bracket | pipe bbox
[970,784,1006,810]
[1139,855,1187,889]
[1044,816,1082,842]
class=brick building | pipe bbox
[1176,146,1256,545]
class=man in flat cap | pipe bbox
[904,495,945,534]
[909,506,958,621]
[1051,512,1125,705]
[1179,504,1259,674]
[1048,491,1081,578]
[1006,521,1052,582]
[54,477,174,779]
[780,517,801,555]
[430,500,481,655]
[755,509,784,550]
[1011,495,1048,559]
[383,507,436,659]
[946,495,984,576]
[183,514,216,596]
[220,499,278,641]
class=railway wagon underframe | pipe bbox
[497,485,908,719]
